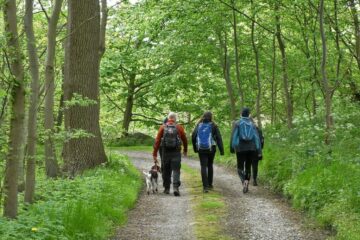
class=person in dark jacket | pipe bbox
[230,107,261,193]
[250,118,264,186]
[192,111,224,193]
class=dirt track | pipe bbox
[113,151,330,240]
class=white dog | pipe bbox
[143,165,160,195]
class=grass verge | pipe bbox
[182,163,231,240]
[0,154,142,240]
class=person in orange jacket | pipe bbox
[153,112,188,196]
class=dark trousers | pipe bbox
[162,151,181,189]
[198,151,215,188]
[236,151,256,182]
[252,158,259,181]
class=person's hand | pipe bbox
[153,156,158,164]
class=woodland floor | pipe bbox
[112,151,332,240]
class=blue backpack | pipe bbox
[238,119,256,142]
[196,123,213,150]
[232,119,260,150]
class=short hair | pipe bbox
[202,111,212,121]
[241,107,250,117]
[167,112,177,120]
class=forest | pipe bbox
[0,0,359,239]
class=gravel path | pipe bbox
[113,151,330,240]
[112,151,195,240]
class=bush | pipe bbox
[0,154,142,240]
[109,132,154,147]
[259,103,360,239]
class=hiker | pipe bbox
[159,117,168,185]
[191,111,224,193]
[250,118,264,186]
[230,107,261,193]
[153,112,188,196]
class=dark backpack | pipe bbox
[162,124,181,150]
[196,122,213,151]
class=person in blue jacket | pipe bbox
[192,112,224,193]
[230,107,262,193]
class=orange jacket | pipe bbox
[153,119,188,158]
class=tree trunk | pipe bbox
[250,1,262,128]
[44,0,63,178]
[122,74,136,135]
[24,0,40,203]
[99,0,108,58]
[17,113,27,192]
[275,1,293,129]
[232,0,244,109]
[271,34,277,125]
[319,0,333,143]
[63,0,107,175]
[3,0,26,219]
[349,0,360,69]
[312,26,319,116]
[218,31,237,121]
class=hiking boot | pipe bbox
[243,180,249,193]
[203,188,209,193]
[163,188,170,194]
[208,185,214,190]
[173,187,180,196]
[253,179,258,186]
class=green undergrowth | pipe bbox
[0,154,142,240]
[182,164,231,240]
[109,145,153,153]
[108,132,154,147]
[260,104,360,240]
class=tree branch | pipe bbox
[38,0,50,22]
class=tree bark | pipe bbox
[122,74,136,135]
[218,31,237,121]
[319,0,333,143]
[63,0,107,175]
[232,0,244,109]
[3,0,26,219]
[275,1,293,128]
[44,0,63,178]
[24,0,40,203]
[250,0,262,128]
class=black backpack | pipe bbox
[162,124,181,150]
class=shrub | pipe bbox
[0,154,142,240]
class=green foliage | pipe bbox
[0,154,142,240]
[109,132,154,147]
[259,102,360,239]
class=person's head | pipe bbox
[202,111,213,122]
[241,107,250,118]
[167,112,177,121]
